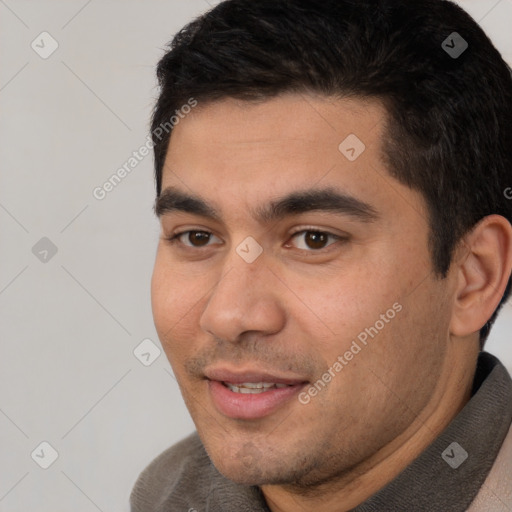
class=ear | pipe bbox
[450,215,512,338]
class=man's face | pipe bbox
[151,93,456,486]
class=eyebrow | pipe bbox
[154,186,379,224]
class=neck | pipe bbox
[261,343,479,512]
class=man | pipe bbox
[130,0,512,510]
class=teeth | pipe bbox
[224,382,291,393]
[239,382,274,389]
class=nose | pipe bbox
[199,254,286,343]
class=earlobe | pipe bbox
[450,215,512,338]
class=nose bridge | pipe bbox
[199,248,284,342]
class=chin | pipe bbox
[217,465,268,486]
[196,423,312,486]
[208,446,309,487]
[202,442,277,485]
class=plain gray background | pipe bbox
[1,0,511,510]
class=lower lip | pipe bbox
[208,380,306,420]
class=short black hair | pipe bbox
[151,0,512,345]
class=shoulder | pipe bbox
[468,423,512,512]
[130,432,213,511]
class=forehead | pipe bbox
[165,93,385,168]
[160,93,426,224]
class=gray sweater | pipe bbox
[130,352,512,512]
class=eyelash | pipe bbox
[288,229,345,251]
[165,228,346,252]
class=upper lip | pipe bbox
[205,367,308,385]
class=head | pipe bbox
[150,0,512,489]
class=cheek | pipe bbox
[295,252,433,386]
[285,258,399,344]
[150,250,205,356]
[346,276,450,416]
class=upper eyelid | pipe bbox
[289,227,341,237]
[171,229,222,245]
[169,227,220,239]
[287,230,343,249]
[171,227,341,239]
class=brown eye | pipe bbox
[305,231,328,249]
[169,230,221,248]
[289,230,341,251]
[187,231,211,246]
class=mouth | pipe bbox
[205,368,309,420]
[222,382,292,394]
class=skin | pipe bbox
[151,93,512,512]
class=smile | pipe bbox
[223,382,292,394]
